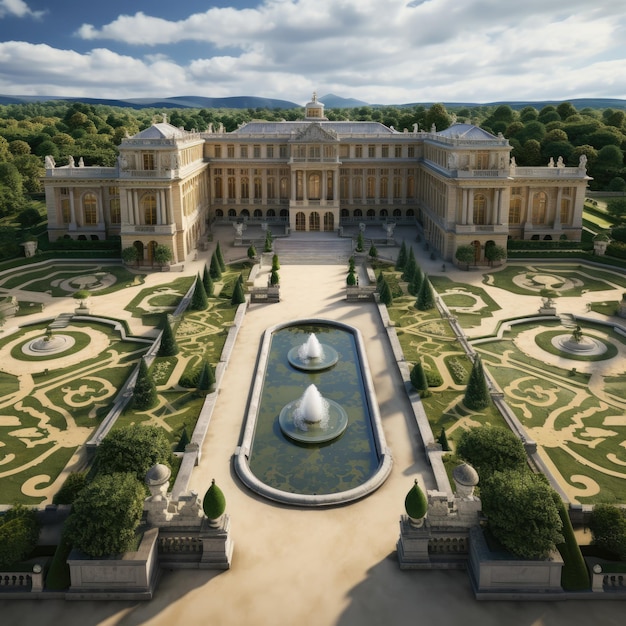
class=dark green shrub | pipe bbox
[555,497,591,590]
[425,368,443,387]
[346,270,357,286]
[197,360,216,392]
[588,504,626,559]
[158,315,179,356]
[395,240,407,270]
[0,505,40,568]
[410,361,428,392]
[215,241,226,272]
[190,274,209,310]
[53,472,87,505]
[64,473,145,557]
[437,427,450,451]
[202,264,214,296]
[175,426,190,453]
[415,276,435,310]
[463,356,491,410]
[209,252,222,279]
[231,279,245,305]
[45,536,72,590]
[378,277,392,305]
[203,479,226,520]
[404,480,428,519]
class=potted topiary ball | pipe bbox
[203,478,226,528]
[404,479,428,527]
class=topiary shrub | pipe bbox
[203,479,226,521]
[395,240,407,271]
[415,276,435,310]
[175,426,190,453]
[209,252,222,280]
[215,241,226,272]
[132,357,158,411]
[158,315,179,357]
[588,504,626,559]
[410,361,428,393]
[404,480,428,522]
[231,279,246,305]
[346,270,357,286]
[425,367,443,387]
[190,274,209,310]
[202,264,214,296]
[247,244,257,260]
[196,360,216,392]
[463,356,491,410]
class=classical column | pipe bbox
[495,188,502,224]
[69,191,76,226]
[134,190,140,224]
[156,190,162,224]
[554,188,562,227]
[291,170,297,201]
[467,189,475,224]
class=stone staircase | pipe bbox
[48,313,73,329]
[272,236,352,265]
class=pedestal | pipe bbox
[199,514,234,569]
[397,515,431,569]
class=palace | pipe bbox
[43,94,589,265]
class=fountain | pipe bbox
[23,333,75,356]
[278,383,348,444]
[552,324,607,356]
[287,332,339,371]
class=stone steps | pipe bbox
[272,238,352,265]
[48,313,73,329]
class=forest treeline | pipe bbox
[1,99,625,221]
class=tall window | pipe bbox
[560,199,570,224]
[143,153,155,170]
[352,177,362,200]
[393,177,402,198]
[253,145,261,158]
[280,177,289,199]
[267,145,274,158]
[395,146,402,158]
[309,174,321,199]
[355,145,363,158]
[141,193,157,225]
[532,192,547,224]
[474,194,487,225]
[227,177,236,199]
[380,177,388,198]
[83,193,97,225]
[241,177,249,199]
[227,145,234,158]
[367,177,376,198]
[476,152,489,169]
[109,198,121,224]
[214,145,222,158]
[240,146,248,158]
[267,177,276,199]
[254,177,262,199]
[509,197,521,224]
[215,177,223,198]
[61,198,71,224]
[382,145,389,158]
[368,145,375,158]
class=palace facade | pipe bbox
[43,95,589,265]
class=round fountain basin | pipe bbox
[287,343,339,371]
[279,398,348,444]
[23,334,75,356]
[552,334,607,356]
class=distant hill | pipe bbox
[0,93,624,111]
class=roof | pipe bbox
[233,121,397,136]
[437,123,498,140]
[134,123,188,140]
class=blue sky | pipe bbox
[0,0,625,105]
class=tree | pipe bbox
[410,361,428,394]
[463,356,491,410]
[247,243,257,260]
[456,425,527,478]
[408,265,423,296]
[404,480,428,521]
[122,245,139,266]
[395,240,407,271]
[94,424,171,480]
[16,206,41,228]
[588,504,626,559]
[196,360,216,392]
[455,244,475,270]
[215,241,226,272]
[153,244,172,268]
[402,246,416,282]
[270,268,280,285]
[175,426,190,453]
[191,274,209,310]
[606,198,626,220]
[271,253,280,271]
[355,231,364,252]
[264,229,273,252]
[425,103,452,132]
[53,472,87,505]
[346,270,357,286]
[158,315,179,356]
[202,264,214,296]
[64,472,145,557]
[131,357,158,411]
[480,470,563,560]
[231,279,246,305]
[0,505,40,568]
[209,252,222,280]
[378,276,393,305]
[415,276,435,310]
[368,243,378,259]
[608,177,626,192]
[484,244,506,267]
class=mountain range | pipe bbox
[0,93,624,111]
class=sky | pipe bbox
[0,0,625,105]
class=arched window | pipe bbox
[380,177,388,198]
[141,193,156,225]
[309,211,320,231]
[280,177,289,199]
[267,208,276,217]
[267,178,276,199]
[295,212,306,231]
[280,209,289,218]
[406,208,415,217]
[83,193,97,225]
[340,177,349,200]
[240,209,250,218]
[227,177,236,199]
[474,194,487,225]
[354,209,363,217]
[228,208,236,217]
[380,208,388,218]
[393,208,402,218]
[214,177,223,199]
[407,176,415,198]
[215,209,224,218]
[352,177,362,200]
[366,177,376,198]
[253,208,263,218]
[393,177,402,198]
[254,177,262,199]
[367,209,375,219]
[532,192,547,224]
[341,208,349,218]
[323,212,334,231]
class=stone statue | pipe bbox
[233,222,244,236]
[548,157,555,167]
[386,222,396,237]
[579,154,587,171]
[78,157,84,167]
[557,156,564,168]
[45,155,56,169]
[413,123,418,133]
[68,155,75,167]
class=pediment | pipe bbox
[292,123,338,143]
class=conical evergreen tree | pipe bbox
[402,247,416,282]
[348,256,356,272]
[133,357,157,410]
[355,231,364,252]
[264,229,273,252]
[209,252,222,280]
[158,315,179,356]
[231,279,246,305]
[190,274,209,310]
[409,265,424,296]
[202,264,214,296]
[395,240,407,271]
[410,360,428,393]
[215,241,226,272]
[368,243,378,259]
[379,277,393,305]
[247,244,257,260]
[197,360,216,392]
[437,427,450,451]
[376,270,385,285]
[271,254,280,271]
[464,356,491,410]
[415,275,435,310]
[346,270,357,286]
[270,269,280,285]
[175,426,190,452]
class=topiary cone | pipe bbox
[404,479,428,525]
[203,479,226,525]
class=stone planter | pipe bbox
[67,527,159,598]
[468,526,563,597]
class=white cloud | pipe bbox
[1,0,625,103]
[0,0,45,19]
